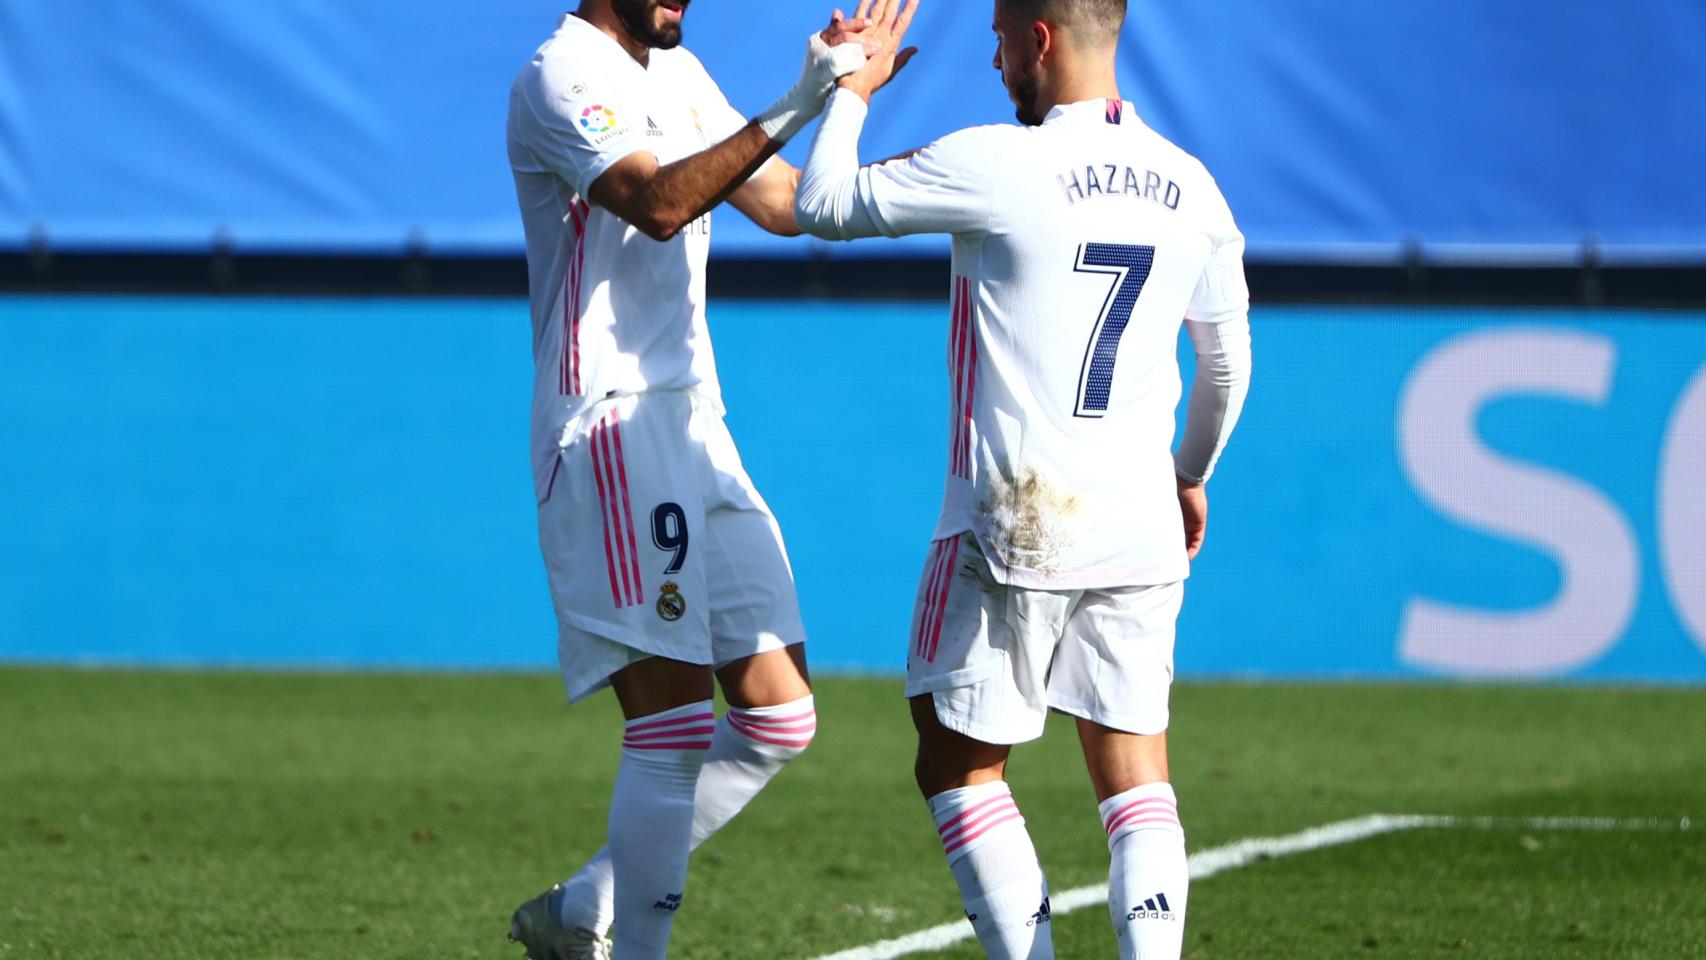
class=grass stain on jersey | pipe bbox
[982,466,1083,574]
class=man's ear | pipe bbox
[1031,19,1054,62]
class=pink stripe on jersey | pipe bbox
[923,537,960,663]
[947,278,973,478]
[561,199,590,396]
[960,281,977,477]
[608,411,645,605]
[588,418,625,607]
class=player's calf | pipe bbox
[606,701,714,960]
[929,780,1054,960]
[550,696,817,939]
[1100,781,1188,960]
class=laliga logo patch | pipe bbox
[579,105,618,134]
[657,581,686,622]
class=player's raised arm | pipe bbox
[553,16,873,241]
[793,0,1012,242]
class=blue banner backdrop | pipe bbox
[2,296,1703,681]
[1,1,1704,260]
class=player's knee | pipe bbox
[724,702,816,759]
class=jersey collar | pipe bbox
[1043,98,1141,127]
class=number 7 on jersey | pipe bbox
[1072,242,1156,418]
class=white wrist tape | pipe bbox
[756,32,869,143]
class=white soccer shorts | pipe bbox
[537,391,805,702]
[906,533,1184,745]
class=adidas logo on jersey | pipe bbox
[1126,892,1176,921]
[654,892,683,912]
[646,116,664,137]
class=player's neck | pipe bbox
[575,3,653,66]
[1044,58,1121,113]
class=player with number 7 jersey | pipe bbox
[796,101,1248,596]
[794,1,1251,957]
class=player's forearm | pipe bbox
[1175,315,1252,484]
[794,89,884,240]
[732,162,806,237]
[629,126,786,242]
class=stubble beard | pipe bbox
[1009,68,1045,127]
[612,0,683,50]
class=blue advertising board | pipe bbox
[1,297,1703,681]
[2,1,1704,260]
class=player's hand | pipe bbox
[821,9,882,56]
[836,0,921,102]
[1178,477,1208,560]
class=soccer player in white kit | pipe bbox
[502,2,874,958]
[795,1,1251,958]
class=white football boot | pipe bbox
[508,886,613,960]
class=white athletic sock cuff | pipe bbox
[929,781,1026,865]
[1099,781,1183,849]
[724,694,817,753]
[622,700,716,753]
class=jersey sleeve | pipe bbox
[1184,180,1249,325]
[680,51,750,145]
[857,126,1000,237]
[511,53,653,198]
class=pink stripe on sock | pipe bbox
[727,715,815,748]
[942,809,1025,855]
[935,793,1012,835]
[622,740,712,751]
[937,799,1019,847]
[1101,798,1176,826]
[729,717,817,739]
[731,717,817,735]
[624,726,716,742]
[731,709,817,727]
[624,712,716,735]
[1107,813,1183,836]
[1106,805,1181,833]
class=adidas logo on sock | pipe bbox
[654,892,683,912]
[1125,892,1176,921]
[1026,896,1052,928]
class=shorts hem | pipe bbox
[904,657,1005,699]
[1046,697,1170,737]
[930,691,1046,746]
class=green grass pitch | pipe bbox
[2,668,1702,959]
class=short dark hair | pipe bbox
[999,0,1126,41]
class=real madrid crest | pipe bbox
[656,581,686,622]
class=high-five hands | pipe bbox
[757,7,891,143]
[835,0,921,102]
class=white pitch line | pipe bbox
[808,813,1693,960]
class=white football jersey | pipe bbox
[508,14,751,502]
[829,96,1250,589]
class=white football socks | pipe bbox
[557,696,818,938]
[929,781,1054,960]
[1100,781,1188,960]
[606,701,714,960]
